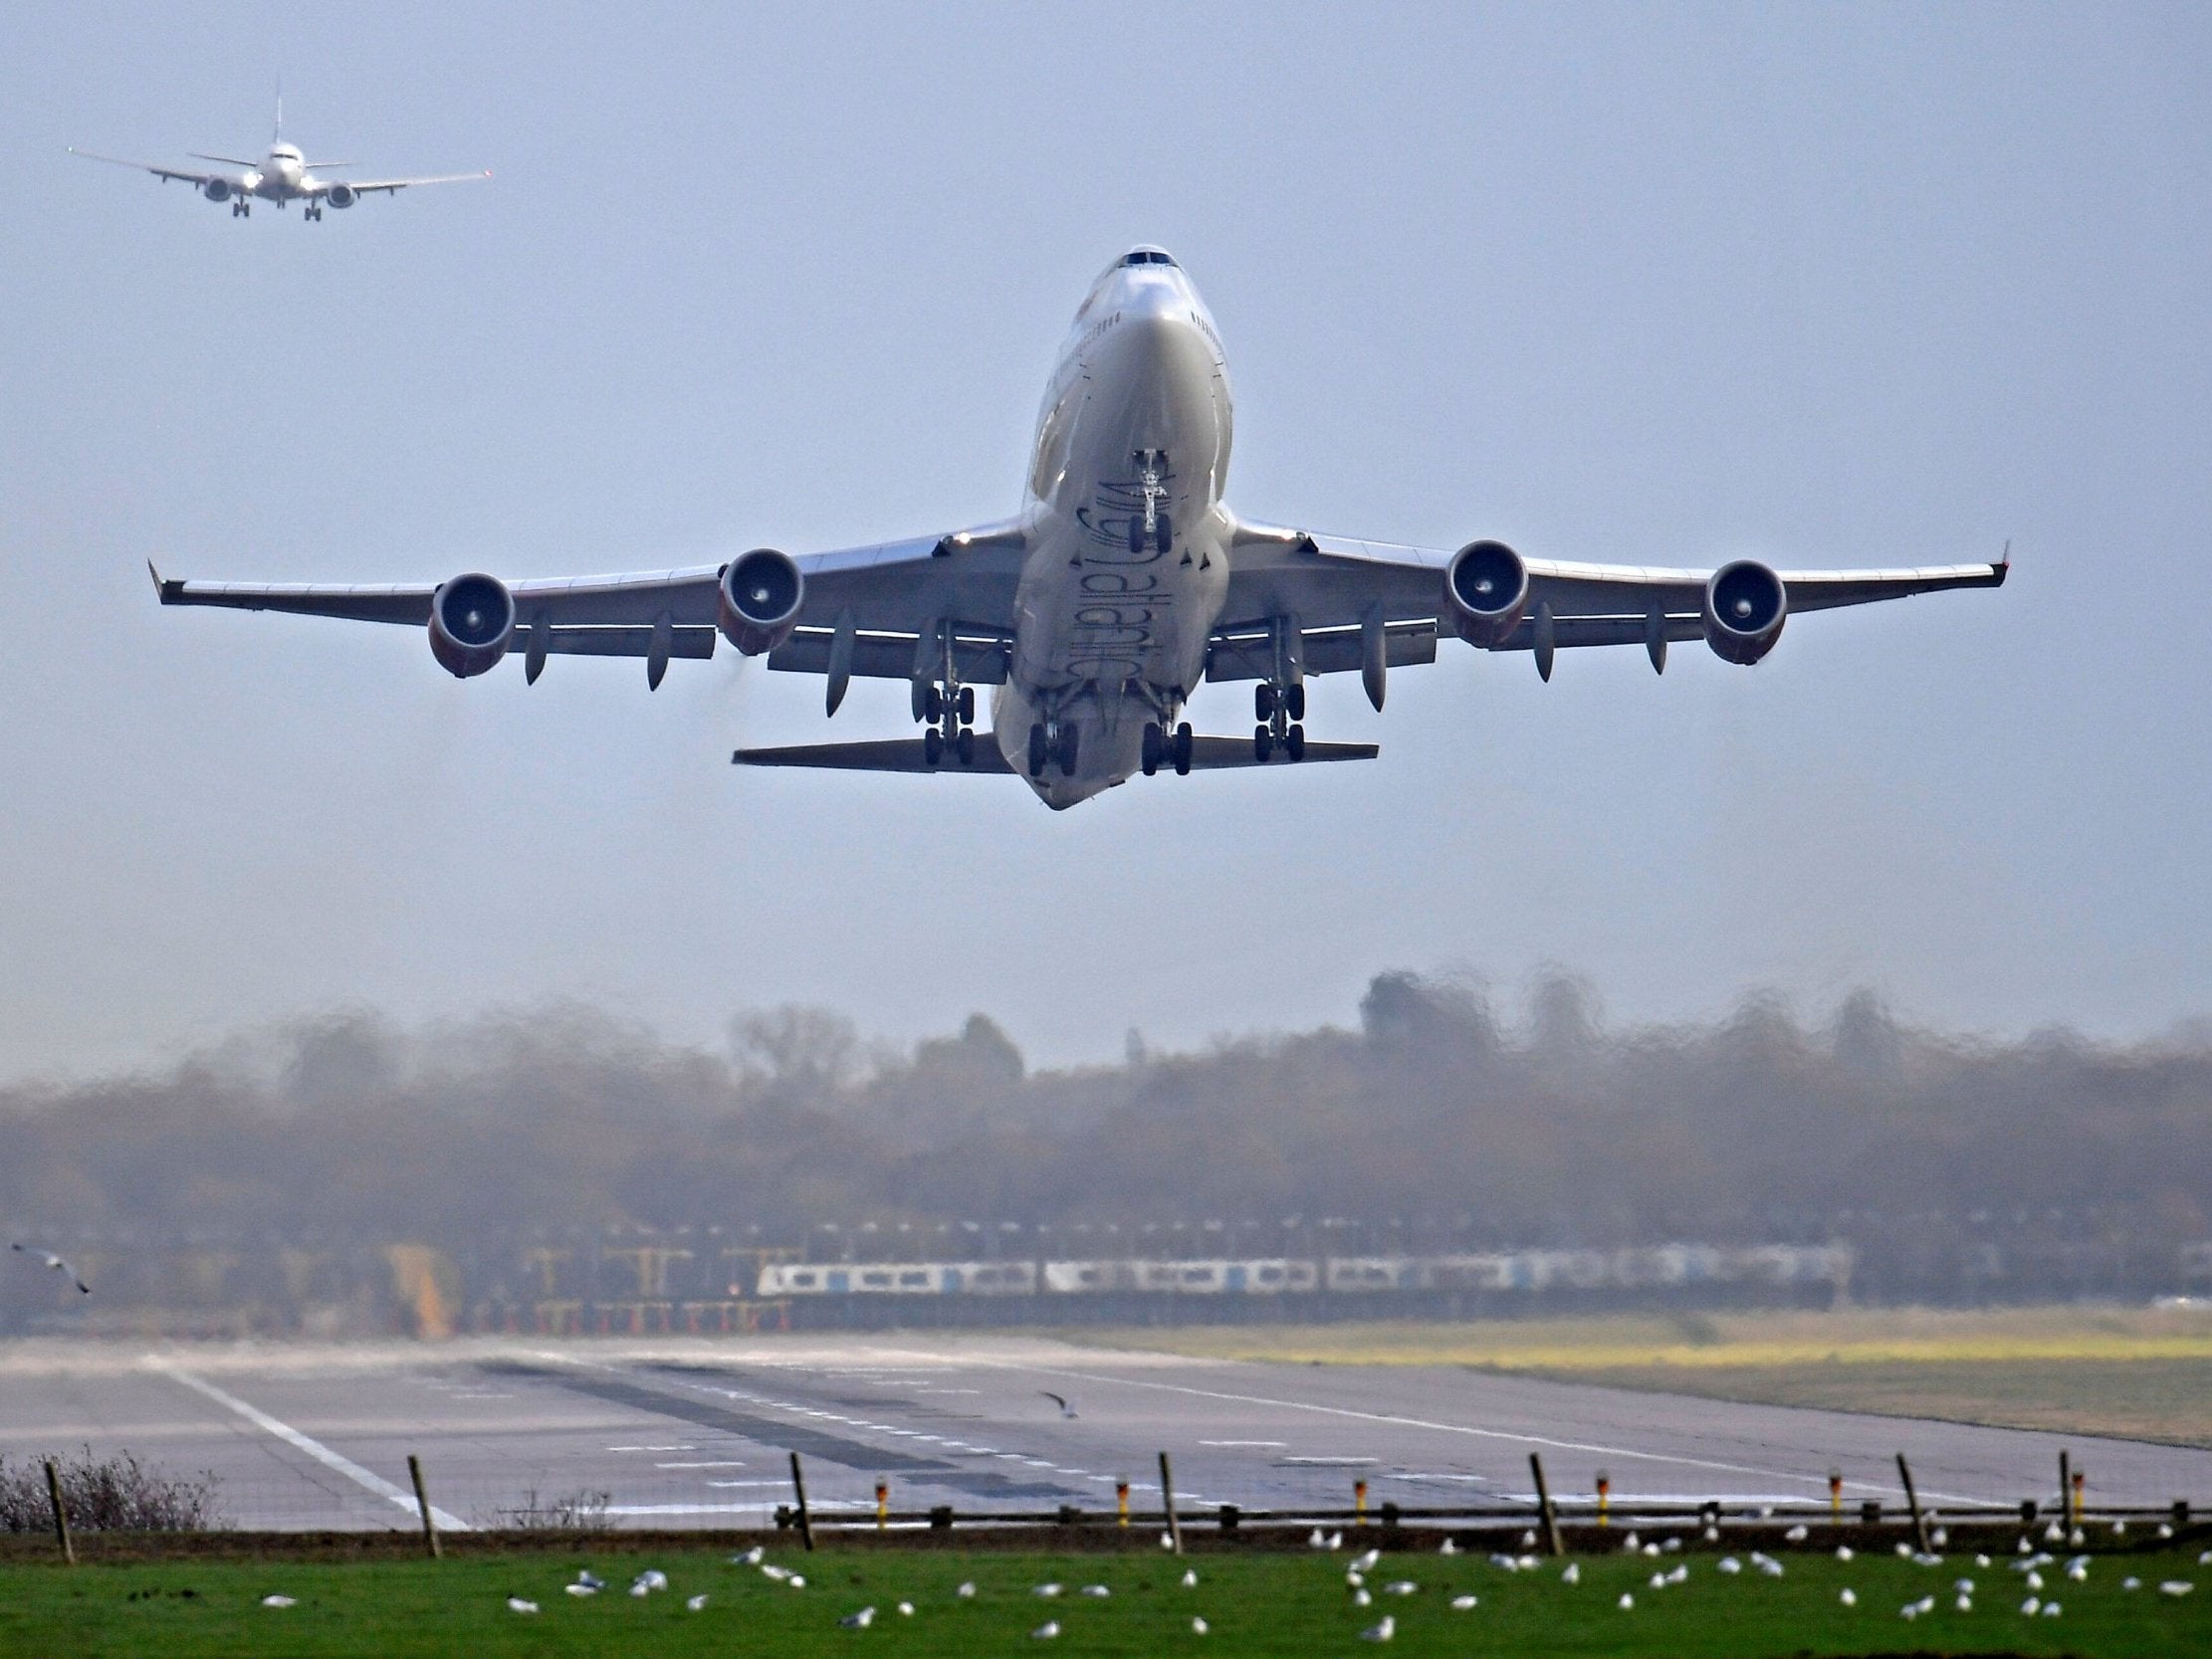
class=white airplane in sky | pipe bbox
[71,99,487,220]
[154,246,2005,809]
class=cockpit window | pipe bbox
[1118,248,1179,268]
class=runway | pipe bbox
[4,1334,2207,1532]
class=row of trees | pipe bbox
[4,973,2208,1252]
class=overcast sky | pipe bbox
[3,2,2207,1081]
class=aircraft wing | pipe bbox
[1217,521,2006,674]
[150,521,1028,676]
[329,170,493,196]
[68,148,227,188]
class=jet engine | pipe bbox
[1443,539,1529,647]
[428,572,516,678]
[718,548,804,655]
[1701,559,1788,664]
[202,179,232,203]
[326,182,357,210]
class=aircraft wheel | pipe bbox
[1254,684,1276,722]
[924,684,944,723]
[1127,518,1144,555]
[1141,723,1163,776]
[955,727,976,765]
[1253,725,1273,762]
[1286,683,1306,721]
[1285,724,1306,761]
[1027,724,1048,777]
[1055,724,1079,777]
[957,685,976,724]
[1155,513,1173,555]
[1173,723,1194,775]
[923,726,945,766]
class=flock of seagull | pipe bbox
[340,1522,2194,1636]
[243,1520,2204,1641]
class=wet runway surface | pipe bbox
[5,1335,2208,1531]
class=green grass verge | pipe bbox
[2,1544,2205,1657]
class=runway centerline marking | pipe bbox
[151,1361,470,1531]
[657,1460,748,1469]
[869,1348,1987,1505]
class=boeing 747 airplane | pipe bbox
[154,246,2004,808]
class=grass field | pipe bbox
[1078,1306,2212,1446]
[1,1542,2204,1657]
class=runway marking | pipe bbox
[706,1480,790,1488]
[1281,1456,1378,1466]
[608,1444,695,1452]
[656,1460,748,1469]
[870,1348,1990,1506]
[1202,1439,1288,1448]
[153,1363,470,1532]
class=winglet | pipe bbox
[1994,538,2011,583]
[147,560,182,604]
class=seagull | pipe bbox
[1030,1620,1060,1639]
[1784,1524,1808,1543]
[1449,1593,1477,1610]
[1617,1593,1634,1610]
[1039,1391,1077,1418]
[732,1548,764,1565]
[788,1574,807,1589]
[1836,1546,1854,1561]
[10,1244,89,1295]
[1033,1582,1062,1598]
[896,1601,914,1615]
[563,1583,596,1597]
[839,1606,876,1628]
[1079,1584,1110,1598]
[1561,1562,1580,1585]
[1191,1616,1209,1634]
[1716,1557,1741,1574]
[1352,1550,1381,1572]
[1839,1588,1857,1606]
[1358,1614,1395,1641]
[1180,1569,1198,1588]
[260,1594,295,1608]
[1438,1538,1458,1556]
[506,1595,539,1614]
[575,1570,604,1590]
[1956,1594,1972,1611]
[957,1581,977,1598]
[687,1593,709,1611]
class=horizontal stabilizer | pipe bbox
[732,734,1380,773]
[734,737,1014,773]
[1183,735,1378,767]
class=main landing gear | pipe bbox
[1141,721,1195,777]
[305,203,324,222]
[1027,720,1079,779]
[1252,680,1306,761]
[921,681,977,767]
[231,199,252,217]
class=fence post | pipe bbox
[407,1455,441,1559]
[789,1451,815,1552]
[1117,1481,1130,1528]
[2059,1451,2070,1529]
[1159,1451,1183,1556]
[2071,1468,2085,1528]
[1595,1470,1610,1529]
[1895,1453,1929,1555]
[1529,1452,1564,1556]
[1829,1469,1844,1525]
[875,1481,888,1531]
[44,1460,74,1565]
[1354,1478,1368,1527]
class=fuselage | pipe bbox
[995,249,1235,806]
